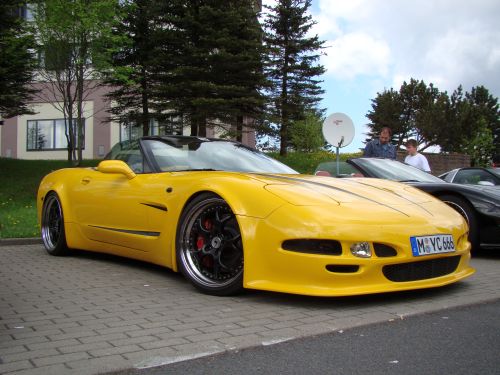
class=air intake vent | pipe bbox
[282,239,342,255]
[373,243,397,257]
[326,265,359,273]
[383,256,461,282]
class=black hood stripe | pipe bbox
[256,174,410,217]
[343,179,434,216]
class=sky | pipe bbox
[263,0,500,152]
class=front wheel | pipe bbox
[176,193,243,296]
[41,192,69,256]
[439,194,479,251]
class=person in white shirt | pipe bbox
[404,139,431,172]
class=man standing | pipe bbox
[404,139,431,172]
[363,127,397,159]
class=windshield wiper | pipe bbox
[398,179,421,182]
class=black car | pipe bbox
[439,167,500,186]
[315,158,500,251]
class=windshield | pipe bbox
[489,168,500,177]
[144,138,298,174]
[351,158,444,183]
[315,161,359,177]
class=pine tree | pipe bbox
[263,0,325,156]
[105,0,176,136]
[0,1,37,118]
[203,0,267,141]
[154,0,267,138]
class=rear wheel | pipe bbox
[176,193,243,296]
[439,194,479,251]
[41,192,69,256]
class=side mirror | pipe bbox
[97,160,136,180]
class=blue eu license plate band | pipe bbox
[410,234,455,256]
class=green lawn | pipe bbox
[0,158,99,238]
[0,150,360,239]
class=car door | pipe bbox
[71,167,171,253]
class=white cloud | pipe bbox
[315,0,500,95]
[322,33,391,79]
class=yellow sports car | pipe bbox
[38,136,474,296]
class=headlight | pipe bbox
[350,242,371,258]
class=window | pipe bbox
[105,139,151,174]
[120,117,183,142]
[120,121,142,142]
[27,119,85,151]
[19,4,35,22]
[454,169,499,185]
[151,116,183,137]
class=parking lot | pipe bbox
[1,243,499,375]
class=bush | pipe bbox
[268,150,363,174]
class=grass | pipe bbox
[0,158,99,239]
[0,150,361,239]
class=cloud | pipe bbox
[314,0,500,95]
[322,33,391,79]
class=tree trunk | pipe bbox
[141,67,150,136]
[280,46,289,156]
[76,62,85,166]
[236,115,243,142]
[190,120,197,136]
[198,115,206,137]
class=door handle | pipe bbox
[81,177,91,185]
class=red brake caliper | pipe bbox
[199,218,214,267]
[196,235,204,250]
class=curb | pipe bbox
[0,237,42,246]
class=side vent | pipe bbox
[282,239,342,255]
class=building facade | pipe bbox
[0,83,256,160]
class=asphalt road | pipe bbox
[105,299,500,375]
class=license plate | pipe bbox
[410,234,455,256]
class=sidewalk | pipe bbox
[1,244,499,375]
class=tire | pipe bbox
[176,193,243,296]
[439,194,479,252]
[41,192,69,256]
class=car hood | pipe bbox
[253,173,434,209]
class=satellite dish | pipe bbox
[322,113,355,148]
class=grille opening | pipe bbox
[383,256,461,282]
[326,265,359,273]
[374,243,397,257]
[282,239,342,255]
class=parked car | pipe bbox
[439,167,500,186]
[37,137,475,297]
[315,158,500,251]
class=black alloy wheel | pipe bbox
[41,192,69,256]
[176,193,243,296]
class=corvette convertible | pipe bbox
[38,136,474,296]
[316,158,500,251]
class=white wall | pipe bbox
[17,102,94,160]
